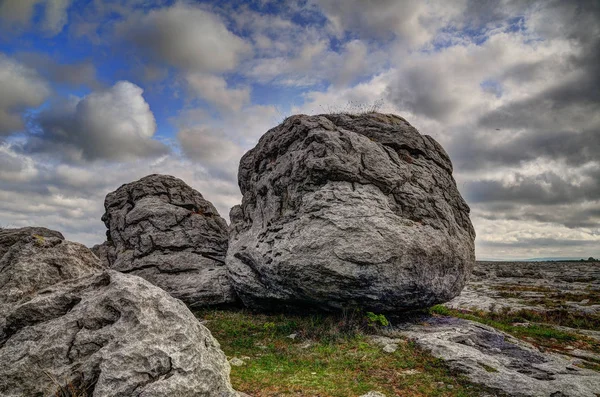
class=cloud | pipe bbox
[0,54,50,136]
[312,0,465,47]
[177,127,244,180]
[0,0,72,36]
[466,167,600,206]
[25,81,168,162]
[115,3,251,73]
[15,52,102,90]
[0,145,242,245]
[185,73,250,113]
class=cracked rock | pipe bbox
[396,315,600,397]
[95,174,237,308]
[227,113,475,312]
[0,227,236,396]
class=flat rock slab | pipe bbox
[394,315,600,397]
[97,174,237,308]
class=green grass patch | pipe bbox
[195,309,488,397]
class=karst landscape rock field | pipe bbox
[1,113,599,396]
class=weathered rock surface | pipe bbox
[395,315,600,397]
[227,113,475,312]
[0,227,104,311]
[99,174,237,308]
[0,227,236,396]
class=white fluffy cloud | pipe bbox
[0,54,50,135]
[27,81,168,162]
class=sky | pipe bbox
[0,0,598,260]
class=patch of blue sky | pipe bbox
[480,79,503,98]
[250,82,309,111]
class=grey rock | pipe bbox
[395,315,600,397]
[91,240,117,268]
[229,357,245,366]
[227,113,475,312]
[0,227,104,313]
[99,174,237,308]
[0,228,236,396]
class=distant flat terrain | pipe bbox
[447,261,600,316]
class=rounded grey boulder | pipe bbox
[227,113,475,312]
[0,227,237,396]
[98,174,237,308]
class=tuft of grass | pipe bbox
[196,309,489,397]
[477,362,498,373]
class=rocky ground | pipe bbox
[446,261,600,316]
[389,261,600,397]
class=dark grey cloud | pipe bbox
[466,168,600,206]
[15,52,103,90]
[24,81,169,162]
[476,203,600,229]
[479,238,600,249]
[0,0,72,36]
[0,54,50,136]
[114,3,251,73]
[448,0,600,171]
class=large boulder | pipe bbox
[98,174,237,308]
[227,113,475,312]
[0,227,236,396]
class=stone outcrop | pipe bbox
[0,227,104,310]
[227,113,475,312]
[0,227,236,396]
[395,315,600,397]
[98,174,237,308]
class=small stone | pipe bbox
[383,344,398,353]
[490,348,501,353]
[580,299,590,304]
[299,341,314,349]
[287,333,297,340]
[359,392,386,397]
[229,357,245,367]
[400,369,421,376]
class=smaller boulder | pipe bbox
[99,174,237,308]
